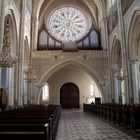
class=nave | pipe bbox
[56,109,138,140]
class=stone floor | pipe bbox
[56,109,139,140]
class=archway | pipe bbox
[36,60,105,104]
[111,37,124,104]
[60,82,79,108]
[0,12,18,109]
[128,10,140,104]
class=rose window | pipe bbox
[47,7,89,42]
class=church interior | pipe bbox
[0,0,140,139]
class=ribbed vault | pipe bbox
[33,0,105,30]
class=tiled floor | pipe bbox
[56,109,139,140]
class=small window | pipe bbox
[90,84,95,97]
[42,84,49,102]
[39,31,47,45]
[83,37,89,46]
[90,30,98,46]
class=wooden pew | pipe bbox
[116,104,123,126]
[130,105,140,133]
[122,104,131,129]
[0,123,49,140]
[0,104,61,140]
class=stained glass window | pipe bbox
[42,84,49,102]
[47,6,89,42]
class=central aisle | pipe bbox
[56,109,138,140]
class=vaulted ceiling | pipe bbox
[32,0,105,30]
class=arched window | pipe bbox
[90,30,98,46]
[42,84,49,102]
[87,83,101,104]
[39,31,47,45]
[37,6,101,50]
[90,84,95,97]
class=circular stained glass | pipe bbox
[47,6,89,42]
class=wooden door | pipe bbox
[60,83,79,108]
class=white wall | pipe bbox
[47,66,101,108]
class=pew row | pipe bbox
[83,103,140,133]
[0,104,61,140]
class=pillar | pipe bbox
[117,0,130,104]
[17,0,26,107]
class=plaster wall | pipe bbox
[47,67,101,108]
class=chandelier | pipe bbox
[99,74,108,87]
[115,67,127,81]
[23,50,37,83]
[23,66,37,83]
[0,18,18,68]
[23,67,37,83]
[100,51,108,87]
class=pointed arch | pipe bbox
[128,10,140,60]
[127,10,140,104]
[111,35,122,70]
[2,3,19,108]
[110,35,122,103]
[37,60,104,101]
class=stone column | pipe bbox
[31,16,38,50]
[130,59,140,104]
[0,0,2,17]
[14,64,18,108]
[27,82,31,104]
[102,10,112,103]
[117,0,130,104]
[35,83,42,104]
[8,68,14,109]
[0,0,6,52]
[0,0,6,90]
[17,0,26,107]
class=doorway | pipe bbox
[60,82,79,108]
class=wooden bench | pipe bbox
[0,104,61,140]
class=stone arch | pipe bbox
[33,0,104,50]
[34,0,104,29]
[4,10,18,56]
[128,10,140,60]
[36,60,105,103]
[5,3,20,42]
[33,0,44,19]
[111,36,122,103]
[111,36,122,71]
[127,10,140,104]
[1,9,19,108]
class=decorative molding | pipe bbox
[32,50,108,60]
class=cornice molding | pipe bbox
[32,50,108,60]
